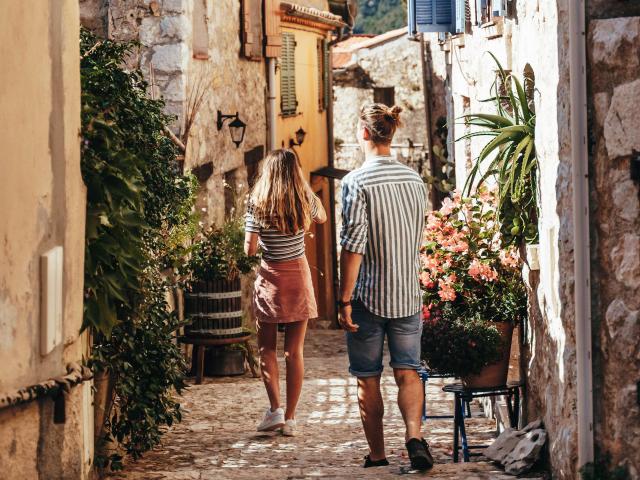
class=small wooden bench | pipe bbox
[178,334,259,384]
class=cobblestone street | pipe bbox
[107,331,544,479]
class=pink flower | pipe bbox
[499,249,520,268]
[420,271,435,289]
[468,259,499,282]
[438,280,456,301]
[426,213,441,230]
[422,304,431,320]
[423,255,441,273]
[439,197,455,216]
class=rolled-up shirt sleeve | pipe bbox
[340,176,368,255]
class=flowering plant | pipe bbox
[420,189,527,377]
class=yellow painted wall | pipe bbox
[0,1,92,477]
[276,24,330,178]
[275,18,336,323]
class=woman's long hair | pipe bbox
[249,149,314,235]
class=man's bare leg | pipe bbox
[357,375,386,461]
[394,369,424,441]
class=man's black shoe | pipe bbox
[405,438,434,470]
[363,454,390,468]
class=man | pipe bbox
[338,103,432,470]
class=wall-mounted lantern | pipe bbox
[217,110,247,148]
[289,127,307,148]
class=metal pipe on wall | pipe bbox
[266,58,277,151]
[568,0,594,469]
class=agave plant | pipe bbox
[460,53,538,246]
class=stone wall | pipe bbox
[426,1,580,477]
[80,0,269,326]
[587,14,640,478]
[332,33,429,176]
[0,1,92,477]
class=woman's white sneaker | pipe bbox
[281,419,297,436]
[257,407,285,432]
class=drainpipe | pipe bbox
[267,58,277,151]
[568,0,594,469]
[418,33,438,209]
[327,34,340,327]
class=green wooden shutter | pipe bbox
[317,39,330,111]
[317,39,324,111]
[281,33,297,116]
[323,39,330,111]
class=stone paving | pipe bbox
[108,331,545,479]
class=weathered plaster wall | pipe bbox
[185,0,267,224]
[0,1,92,477]
[427,1,579,477]
[588,15,640,478]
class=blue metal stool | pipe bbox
[418,366,471,421]
[442,381,523,462]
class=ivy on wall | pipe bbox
[80,29,197,469]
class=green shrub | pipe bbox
[80,29,196,470]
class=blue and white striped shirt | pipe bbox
[340,155,427,318]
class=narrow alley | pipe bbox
[107,331,543,480]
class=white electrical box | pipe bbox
[41,246,63,355]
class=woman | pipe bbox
[244,148,327,436]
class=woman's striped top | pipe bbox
[340,155,427,319]
[245,197,319,262]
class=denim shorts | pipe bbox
[345,300,423,377]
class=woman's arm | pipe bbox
[244,231,259,256]
[311,194,327,224]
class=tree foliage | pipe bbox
[354,0,407,34]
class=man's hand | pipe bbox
[338,304,359,332]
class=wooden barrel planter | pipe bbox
[184,277,244,339]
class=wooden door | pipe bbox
[306,177,336,327]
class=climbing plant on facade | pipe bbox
[80,29,197,470]
[461,54,538,246]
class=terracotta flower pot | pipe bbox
[462,322,514,388]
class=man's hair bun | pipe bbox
[387,105,402,126]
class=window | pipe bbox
[192,0,209,59]
[280,33,297,117]
[373,87,395,107]
[242,0,263,61]
[317,39,330,111]
[475,0,505,25]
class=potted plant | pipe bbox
[184,217,259,339]
[461,54,538,250]
[420,189,527,387]
[182,217,259,376]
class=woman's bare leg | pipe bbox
[257,321,280,411]
[283,320,308,420]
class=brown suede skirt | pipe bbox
[253,256,318,323]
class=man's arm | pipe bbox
[338,249,363,332]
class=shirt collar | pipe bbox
[364,154,397,165]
